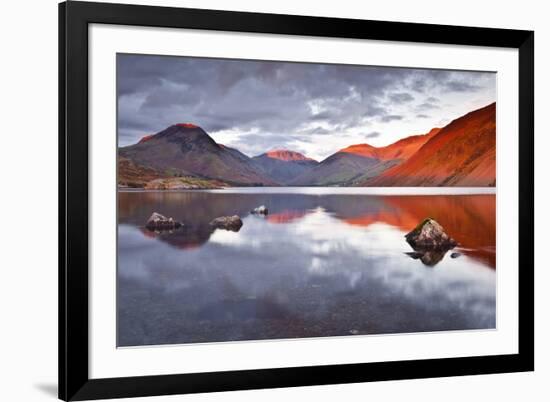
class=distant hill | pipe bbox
[290,152,383,186]
[290,128,438,186]
[118,123,275,186]
[252,150,318,184]
[366,103,496,187]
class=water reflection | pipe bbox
[118,189,496,346]
[405,250,448,267]
[121,191,495,268]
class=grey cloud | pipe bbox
[306,127,331,135]
[380,115,403,123]
[118,115,154,132]
[416,114,430,119]
[388,92,414,104]
[309,111,334,121]
[407,71,489,96]
[365,131,381,138]
[416,101,440,111]
[363,104,388,118]
[445,80,481,92]
[117,54,495,148]
[411,79,427,93]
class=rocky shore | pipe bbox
[144,177,225,190]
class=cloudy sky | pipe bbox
[117,54,495,161]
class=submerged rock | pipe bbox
[251,205,268,215]
[210,215,243,232]
[405,250,447,267]
[405,218,457,250]
[145,212,182,231]
[450,252,462,259]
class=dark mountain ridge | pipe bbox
[119,124,275,185]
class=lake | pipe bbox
[117,188,496,347]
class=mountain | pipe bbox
[290,152,385,186]
[219,144,253,163]
[290,128,438,186]
[118,156,164,188]
[118,103,496,188]
[252,149,318,184]
[261,150,316,162]
[366,103,496,187]
[118,123,275,186]
[339,128,441,161]
[138,134,155,143]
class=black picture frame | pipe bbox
[59,1,534,400]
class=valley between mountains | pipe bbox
[118,102,496,189]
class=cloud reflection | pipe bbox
[119,206,495,346]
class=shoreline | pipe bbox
[118,186,497,195]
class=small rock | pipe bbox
[210,215,243,232]
[450,252,462,259]
[145,212,182,231]
[405,218,457,250]
[251,205,268,215]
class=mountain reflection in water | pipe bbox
[118,189,496,347]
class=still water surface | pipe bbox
[117,188,496,347]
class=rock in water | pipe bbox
[405,218,457,250]
[251,205,268,215]
[450,252,462,259]
[145,212,182,230]
[210,215,243,232]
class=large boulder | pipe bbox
[209,215,243,232]
[405,218,457,250]
[250,205,268,215]
[145,212,182,231]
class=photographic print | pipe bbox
[117,54,496,347]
